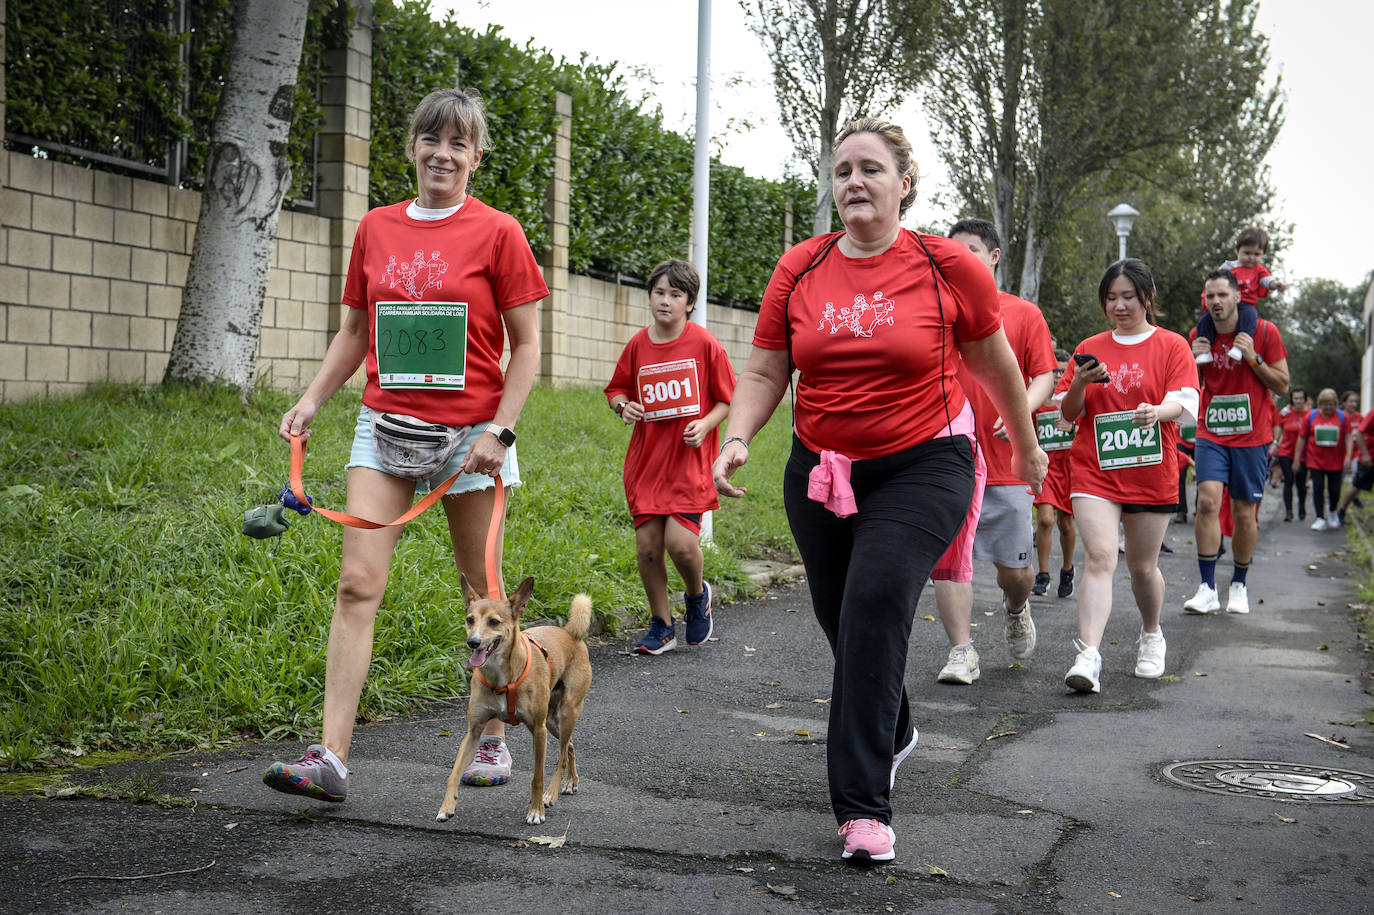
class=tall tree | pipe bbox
[745,0,937,236]
[164,0,312,393]
[922,0,1281,302]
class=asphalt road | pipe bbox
[3,494,1371,913]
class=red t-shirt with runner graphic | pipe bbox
[1300,409,1351,472]
[342,198,549,427]
[958,292,1057,485]
[605,322,737,516]
[1055,327,1196,505]
[754,231,1001,459]
[1189,319,1286,449]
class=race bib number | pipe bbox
[375,301,467,390]
[1036,411,1074,452]
[1181,422,1197,444]
[1204,393,1252,436]
[638,359,702,421]
[1314,424,1340,447]
[1093,410,1163,470]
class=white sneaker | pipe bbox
[1328,516,1343,530]
[1134,627,1167,678]
[1226,345,1244,361]
[1226,582,1250,614]
[1064,639,1102,693]
[890,729,919,789]
[1195,351,1213,365]
[1311,517,1328,531]
[1183,583,1220,614]
[1005,600,1037,660]
[937,644,981,684]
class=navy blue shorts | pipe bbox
[1194,438,1268,502]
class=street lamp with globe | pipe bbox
[1108,203,1140,261]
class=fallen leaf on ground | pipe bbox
[767,883,799,898]
[1108,891,1122,898]
[734,866,754,873]
[42,786,77,799]
[677,708,690,714]
[755,732,768,737]
[928,865,947,876]
[813,698,830,704]
[1194,672,1208,677]
[437,731,450,737]
[1319,645,1329,651]
[1159,674,1182,682]
[1305,732,1350,748]
[985,731,1017,741]
[1017,809,1034,814]
[1275,813,1296,823]
[528,821,571,848]
[922,614,935,621]
[795,729,810,737]
[765,702,782,709]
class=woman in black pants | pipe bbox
[712,117,1046,864]
[1273,388,1309,521]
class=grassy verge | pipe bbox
[1343,511,1374,723]
[0,383,796,768]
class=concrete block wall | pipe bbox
[0,151,334,400]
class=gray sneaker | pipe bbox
[1005,600,1037,659]
[937,644,981,684]
[262,744,347,802]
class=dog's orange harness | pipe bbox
[474,633,550,725]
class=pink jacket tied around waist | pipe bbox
[808,450,857,517]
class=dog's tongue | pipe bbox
[469,645,490,668]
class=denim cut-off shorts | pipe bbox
[347,406,521,495]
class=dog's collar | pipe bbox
[473,632,550,725]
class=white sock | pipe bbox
[322,746,348,778]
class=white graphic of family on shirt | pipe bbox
[380,249,450,297]
[1106,362,1145,396]
[817,291,896,338]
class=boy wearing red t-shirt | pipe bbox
[606,259,736,655]
[1195,226,1286,365]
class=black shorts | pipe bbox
[1120,502,1179,514]
[1354,463,1374,492]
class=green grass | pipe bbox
[1343,509,1374,723]
[0,383,796,768]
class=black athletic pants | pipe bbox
[783,434,975,826]
[1310,467,1341,518]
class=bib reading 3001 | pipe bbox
[638,359,702,421]
[375,301,468,390]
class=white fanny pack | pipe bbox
[370,412,464,480]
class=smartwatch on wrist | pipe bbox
[485,423,516,447]
[1247,353,1265,366]
[614,401,626,416]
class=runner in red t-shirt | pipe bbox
[1182,269,1290,616]
[1336,401,1374,522]
[1055,259,1198,694]
[266,89,548,802]
[606,259,736,655]
[1032,351,1078,601]
[1297,388,1352,529]
[932,219,1058,686]
[1341,390,1362,470]
[1273,388,1310,520]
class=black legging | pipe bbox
[783,434,974,827]
[1276,455,1307,514]
[1309,467,1341,518]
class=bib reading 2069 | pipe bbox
[375,301,468,390]
[1204,393,1252,436]
[637,359,702,422]
[1093,410,1163,470]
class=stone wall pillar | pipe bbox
[540,91,572,384]
[316,0,373,333]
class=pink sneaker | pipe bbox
[838,818,895,863]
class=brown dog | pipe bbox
[436,575,593,825]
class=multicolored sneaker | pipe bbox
[262,744,347,802]
[461,735,512,786]
[684,582,714,645]
[635,617,677,655]
[838,818,896,863]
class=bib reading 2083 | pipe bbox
[638,359,702,422]
[375,301,468,390]
[1093,410,1163,470]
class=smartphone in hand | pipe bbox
[1073,352,1108,382]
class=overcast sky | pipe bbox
[437,0,1372,289]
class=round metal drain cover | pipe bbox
[1161,760,1374,804]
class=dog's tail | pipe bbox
[565,593,592,640]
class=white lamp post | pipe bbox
[1108,203,1139,261]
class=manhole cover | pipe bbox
[1161,760,1374,804]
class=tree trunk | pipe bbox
[813,143,835,237]
[164,0,310,393]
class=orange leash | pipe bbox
[289,433,506,599]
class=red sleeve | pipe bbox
[1021,308,1057,379]
[342,217,369,309]
[754,236,830,351]
[604,336,638,403]
[937,240,1001,343]
[1257,321,1287,362]
[1162,331,1199,397]
[489,215,551,309]
[1256,264,1272,301]
[708,336,737,403]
